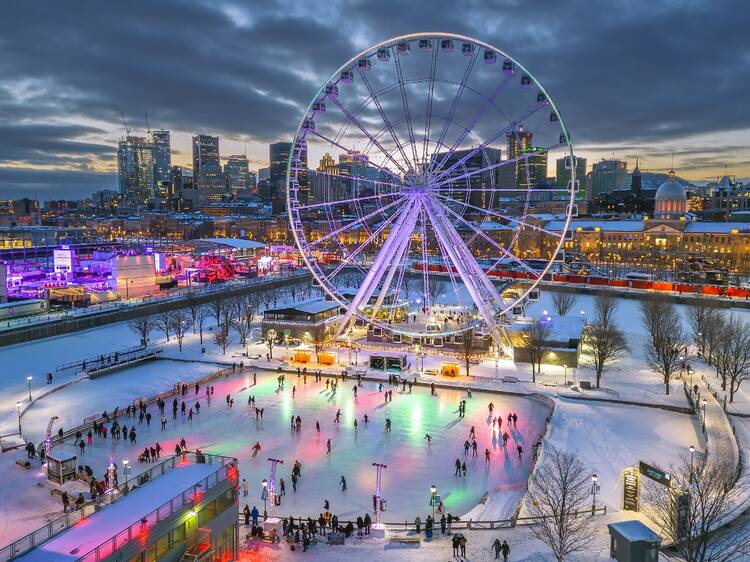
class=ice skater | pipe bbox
[340,475,347,491]
[326,439,332,455]
[251,441,262,457]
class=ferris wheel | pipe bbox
[287,33,576,343]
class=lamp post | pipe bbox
[702,398,708,431]
[261,479,268,518]
[688,367,693,388]
[16,401,22,435]
[689,445,695,483]
[495,351,500,379]
[26,376,32,402]
[430,484,437,519]
[372,462,387,529]
[580,310,586,325]
[347,337,352,365]
[123,458,130,478]
[590,474,599,514]
[563,364,568,386]
[354,345,359,367]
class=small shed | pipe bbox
[607,520,661,562]
[440,361,460,377]
[293,348,312,363]
[47,450,77,485]
[318,351,337,365]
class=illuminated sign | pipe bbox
[53,249,74,273]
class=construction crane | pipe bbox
[145,112,151,134]
[120,112,131,137]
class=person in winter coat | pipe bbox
[243,505,251,526]
[414,516,421,534]
[250,505,260,526]
[242,479,248,497]
[501,540,511,561]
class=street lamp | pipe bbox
[26,376,32,402]
[430,484,437,519]
[16,401,22,434]
[590,474,599,514]
[494,351,500,379]
[689,445,695,482]
[563,364,568,386]
[702,398,708,430]
[261,478,268,517]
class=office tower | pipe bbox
[224,155,250,192]
[630,158,641,196]
[270,141,292,213]
[431,147,502,209]
[556,156,587,190]
[192,135,225,201]
[117,136,155,203]
[588,159,628,200]
[151,130,172,185]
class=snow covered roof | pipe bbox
[509,315,585,343]
[18,461,218,562]
[197,237,266,249]
[545,219,645,233]
[266,299,341,315]
[608,520,661,544]
[683,222,750,233]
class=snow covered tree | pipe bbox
[213,323,231,355]
[185,293,201,334]
[170,310,191,351]
[641,296,684,395]
[526,447,594,561]
[209,296,225,328]
[687,301,721,358]
[520,320,552,382]
[583,321,629,388]
[721,314,750,402]
[593,293,618,329]
[551,291,577,317]
[195,305,210,344]
[643,457,750,562]
[427,278,449,306]
[459,327,476,377]
[128,315,154,346]
[154,310,172,342]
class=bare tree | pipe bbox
[209,297,225,328]
[213,323,231,355]
[643,457,750,562]
[186,294,201,334]
[427,278,449,306]
[641,297,684,395]
[154,310,173,342]
[687,301,720,357]
[526,447,594,562]
[265,328,277,359]
[307,324,332,362]
[520,320,553,382]
[195,305,210,344]
[722,314,750,402]
[232,318,251,348]
[703,310,725,367]
[170,310,191,351]
[551,291,577,317]
[593,293,618,329]
[128,315,155,346]
[459,328,475,377]
[583,322,629,388]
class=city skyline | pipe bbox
[0,1,748,200]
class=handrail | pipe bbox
[56,344,148,372]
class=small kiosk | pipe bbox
[293,347,312,363]
[607,520,661,562]
[440,361,461,377]
[47,450,77,485]
[369,353,407,372]
[318,351,337,366]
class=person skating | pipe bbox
[461,461,467,477]
[79,440,85,454]
[251,441,262,457]
[440,514,446,534]
[472,440,478,457]
[430,382,436,396]
[384,418,391,432]
[316,420,320,432]
[291,473,298,492]
[454,458,461,476]
[326,439,332,455]
[353,418,358,431]
[512,412,518,427]
[160,416,167,431]
[464,440,470,456]
[469,426,476,440]
[61,491,70,513]
[485,448,492,463]
[424,433,432,444]
[488,401,494,414]
[353,386,358,398]
[334,409,341,423]
[242,479,248,497]
[129,428,136,444]
[517,444,523,458]
[340,475,347,492]
[155,442,162,458]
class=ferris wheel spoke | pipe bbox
[419,205,431,313]
[430,100,548,184]
[426,49,479,175]
[433,229,469,314]
[307,128,402,183]
[369,221,414,319]
[420,42,438,169]
[307,195,408,249]
[327,96,410,177]
[431,193,561,238]
[431,141,564,189]
[433,198,541,279]
[430,70,517,177]
[295,191,405,212]
[393,46,421,168]
[387,236,413,323]
[357,69,415,174]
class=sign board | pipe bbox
[429,494,441,506]
[639,461,672,487]
[623,466,640,511]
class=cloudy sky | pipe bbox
[0,0,748,200]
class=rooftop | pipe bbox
[608,520,661,543]
[265,298,342,315]
[197,237,266,250]
[17,460,218,562]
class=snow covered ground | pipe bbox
[2,286,750,560]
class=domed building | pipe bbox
[654,169,687,220]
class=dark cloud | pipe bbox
[0,0,747,199]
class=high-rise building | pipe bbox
[247,171,257,192]
[295,140,309,203]
[117,136,155,203]
[224,155,250,192]
[431,147,502,209]
[555,156,587,191]
[151,130,172,185]
[630,158,641,196]
[269,141,292,212]
[588,159,628,200]
[192,135,225,201]
[506,127,547,189]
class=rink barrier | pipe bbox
[0,453,237,562]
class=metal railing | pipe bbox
[56,345,156,373]
[76,453,236,562]
[0,453,234,561]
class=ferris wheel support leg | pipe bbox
[335,201,421,340]
[371,220,414,317]
[421,198,504,344]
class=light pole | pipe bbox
[590,474,600,514]
[26,376,32,402]
[495,351,499,379]
[261,479,268,518]
[16,401,22,435]
[563,364,568,386]
[580,310,586,325]
[430,484,437,519]
[266,457,284,522]
[372,462,387,529]
[347,337,352,365]
[689,445,695,483]
[702,398,708,431]
[688,367,693,388]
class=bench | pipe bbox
[389,535,421,544]
[502,376,519,383]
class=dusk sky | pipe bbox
[1,0,748,200]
